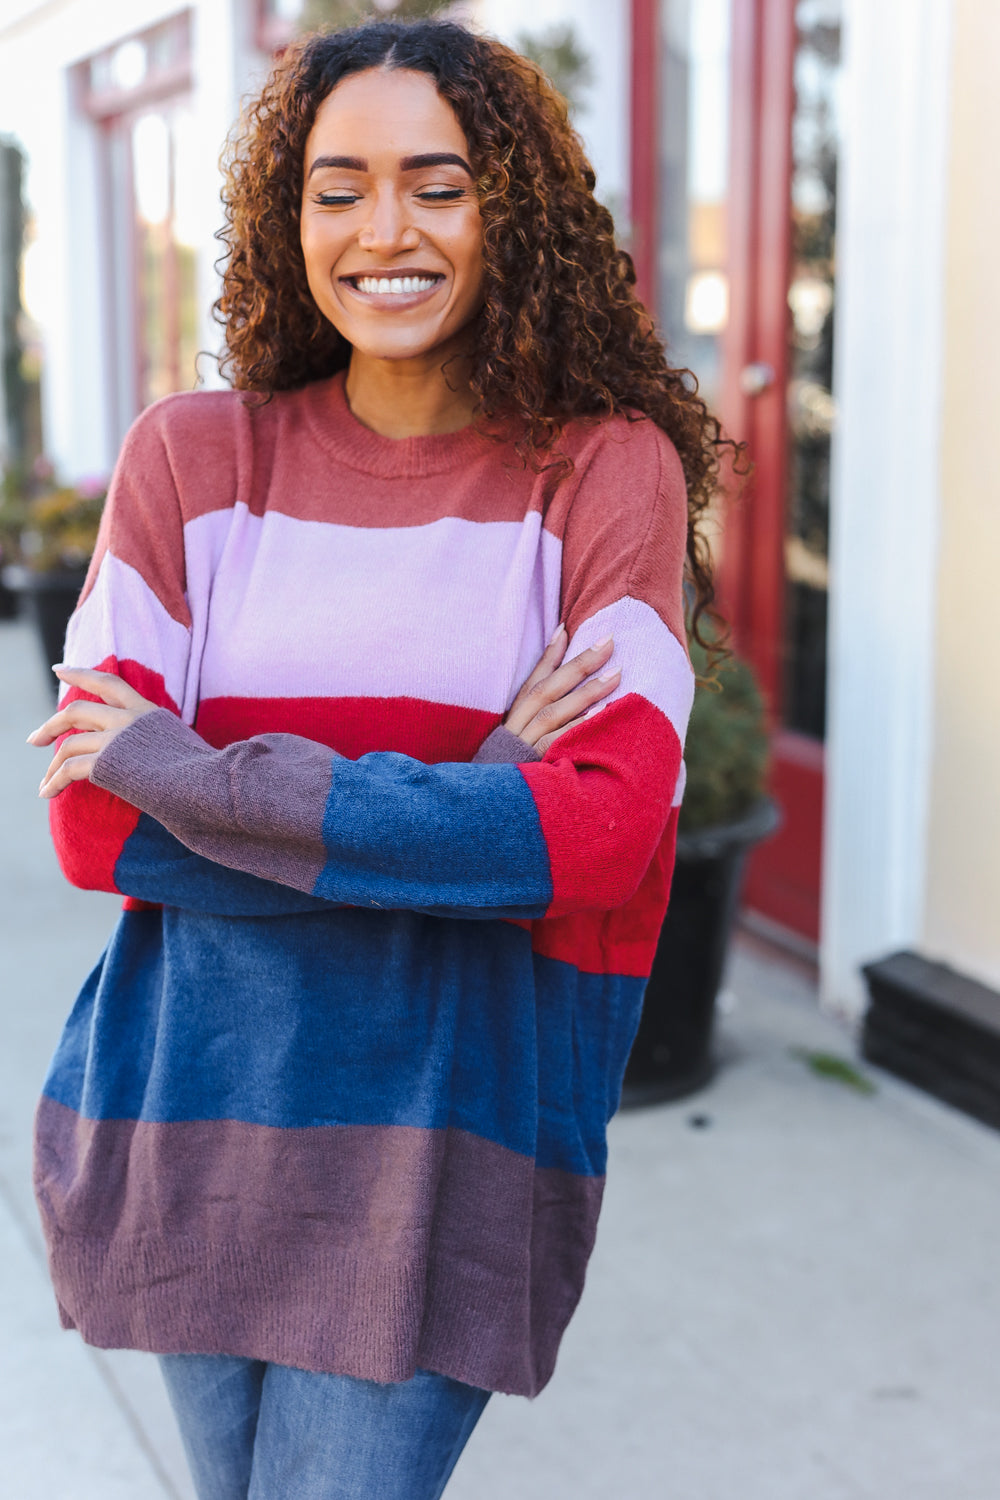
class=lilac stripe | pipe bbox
[569,596,695,743]
[673,758,687,808]
[181,507,240,725]
[35,1099,602,1397]
[61,552,191,715]
[185,504,563,714]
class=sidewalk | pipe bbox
[2,614,999,1499]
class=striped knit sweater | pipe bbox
[34,372,693,1397]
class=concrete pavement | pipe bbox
[2,615,999,1499]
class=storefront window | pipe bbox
[129,102,200,408]
[657,0,731,407]
[78,12,196,442]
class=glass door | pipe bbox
[783,3,839,742]
[650,0,842,946]
[658,0,732,410]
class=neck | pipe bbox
[344,349,477,438]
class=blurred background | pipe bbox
[1,2,999,1495]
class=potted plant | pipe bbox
[0,460,106,686]
[0,471,21,621]
[621,636,779,1106]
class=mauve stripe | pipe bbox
[471,725,541,765]
[92,711,333,895]
[34,1100,602,1397]
[188,504,563,714]
[63,553,192,717]
[551,413,689,647]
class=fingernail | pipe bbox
[548,623,566,645]
[51,664,66,674]
[591,635,613,652]
[598,668,620,682]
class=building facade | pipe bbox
[0,0,996,1018]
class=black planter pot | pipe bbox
[0,567,19,619]
[620,796,780,1108]
[2,564,88,692]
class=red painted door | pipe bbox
[632,0,841,947]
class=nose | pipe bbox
[357,186,420,256]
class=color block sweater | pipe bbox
[34,372,693,1397]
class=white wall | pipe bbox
[820,0,953,1018]
[921,0,1000,995]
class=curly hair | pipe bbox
[216,19,739,650]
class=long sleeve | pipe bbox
[34,379,694,1406]
[88,416,693,921]
[49,395,547,917]
[47,399,347,916]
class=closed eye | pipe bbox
[416,188,466,202]
[316,192,360,207]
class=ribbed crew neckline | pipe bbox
[299,371,495,478]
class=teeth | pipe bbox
[354,276,438,296]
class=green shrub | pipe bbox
[680,637,770,832]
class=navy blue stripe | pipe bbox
[42,909,645,1175]
[314,757,553,917]
[117,814,336,915]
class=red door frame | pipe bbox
[629,0,825,946]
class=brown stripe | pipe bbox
[91,711,332,895]
[541,414,689,646]
[34,1100,603,1397]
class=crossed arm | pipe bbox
[29,627,618,800]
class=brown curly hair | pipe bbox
[216,18,738,648]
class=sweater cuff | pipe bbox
[472,725,542,766]
[91,708,210,810]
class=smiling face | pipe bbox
[299,68,485,368]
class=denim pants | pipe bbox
[158,1354,491,1500]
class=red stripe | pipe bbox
[529,812,678,978]
[519,694,682,919]
[48,656,178,896]
[195,695,501,764]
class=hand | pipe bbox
[504,625,620,755]
[27,666,159,799]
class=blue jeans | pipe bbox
[158,1354,491,1500]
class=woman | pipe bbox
[28,18,727,1500]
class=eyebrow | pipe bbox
[308,151,473,178]
[400,152,472,175]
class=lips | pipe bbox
[342,271,445,297]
